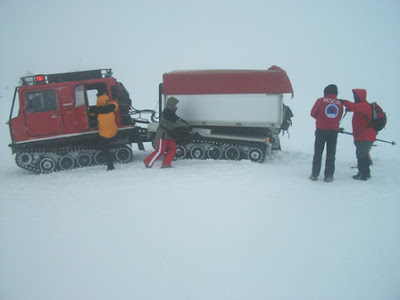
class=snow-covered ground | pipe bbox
[1,87,399,300]
[1,0,399,298]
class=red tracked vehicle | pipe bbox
[8,66,294,173]
[8,69,153,173]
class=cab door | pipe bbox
[24,89,64,136]
[74,83,89,130]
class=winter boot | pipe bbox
[309,175,318,181]
[103,151,115,171]
[353,172,370,180]
[353,172,368,181]
[106,161,115,171]
[324,176,334,182]
[354,157,370,180]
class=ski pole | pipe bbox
[339,130,397,146]
[375,138,397,146]
[339,130,353,136]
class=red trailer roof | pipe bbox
[163,65,294,97]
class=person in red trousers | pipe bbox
[144,97,189,168]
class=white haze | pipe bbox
[1,1,399,299]
[1,0,399,148]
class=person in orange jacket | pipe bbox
[95,90,119,170]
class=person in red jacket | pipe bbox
[341,89,376,180]
[310,84,343,182]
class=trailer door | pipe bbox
[24,89,64,136]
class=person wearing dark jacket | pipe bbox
[340,89,376,180]
[144,97,189,168]
[95,90,119,171]
[310,84,343,182]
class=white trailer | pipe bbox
[167,93,283,128]
[148,66,294,162]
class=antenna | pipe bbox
[76,57,83,71]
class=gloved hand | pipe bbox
[339,127,344,133]
[191,132,202,140]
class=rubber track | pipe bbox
[177,135,268,162]
[14,144,131,174]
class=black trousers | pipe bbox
[312,129,338,178]
[355,140,373,176]
[98,136,114,170]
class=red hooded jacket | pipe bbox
[311,94,343,130]
[342,89,376,142]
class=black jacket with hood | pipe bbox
[156,97,189,140]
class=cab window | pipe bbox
[25,90,57,113]
[75,84,85,107]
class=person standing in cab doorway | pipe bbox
[144,97,189,168]
[310,84,343,182]
[95,90,119,171]
[340,89,376,181]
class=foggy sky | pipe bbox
[1,0,399,145]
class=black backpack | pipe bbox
[280,104,294,132]
[369,102,387,132]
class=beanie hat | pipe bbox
[166,97,179,109]
[324,84,338,96]
[96,90,106,97]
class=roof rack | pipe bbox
[20,69,113,86]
